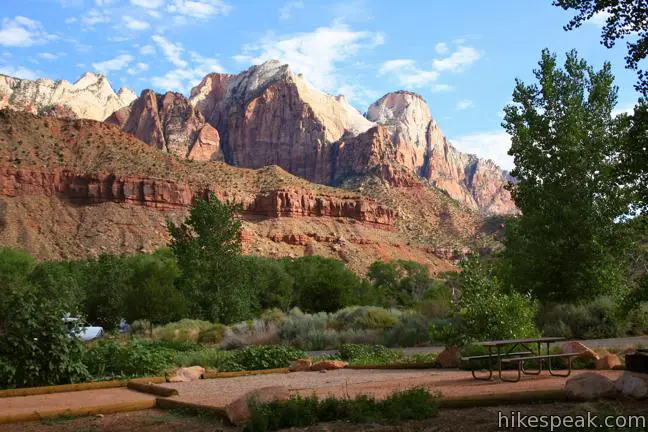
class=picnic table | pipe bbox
[462,337,579,382]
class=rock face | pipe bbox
[106,90,223,161]
[109,61,514,214]
[0,72,135,121]
[367,91,515,214]
[564,372,616,400]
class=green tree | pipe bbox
[284,256,363,313]
[241,256,294,311]
[367,260,435,307]
[168,194,254,323]
[502,49,630,302]
[553,0,648,95]
[123,253,187,330]
[28,261,84,313]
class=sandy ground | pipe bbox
[3,400,647,432]
[160,369,624,407]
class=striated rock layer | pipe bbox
[0,110,492,274]
[0,72,135,121]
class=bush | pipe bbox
[153,319,214,343]
[84,340,177,377]
[338,329,382,345]
[230,345,307,370]
[627,302,648,335]
[245,388,440,431]
[383,313,431,347]
[176,349,239,371]
[536,297,625,339]
[331,306,401,331]
[366,260,437,307]
[197,324,226,345]
[277,310,334,350]
[339,344,402,364]
[221,319,280,349]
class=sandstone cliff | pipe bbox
[0,72,135,121]
[106,90,223,161]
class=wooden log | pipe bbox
[127,381,178,397]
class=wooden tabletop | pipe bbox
[479,337,566,347]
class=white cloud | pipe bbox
[235,23,384,92]
[92,54,133,75]
[76,63,86,68]
[456,99,473,110]
[140,44,156,55]
[81,9,111,27]
[167,0,232,19]
[378,59,414,75]
[130,0,164,7]
[434,42,448,54]
[39,52,59,60]
[95,0,116,4]
[432,46,481,72]
[127,62,149,75]
[65,17,78,24]
[612,105,635,117]
[152,35,186,67]
[430,83,453,93]
[588,10,611,27]
[152,53,225,92]
[123,16,150,30]
[0,64,38,79]
[279,0,304,20]
[0,16,54,47]
[450,131,514,171]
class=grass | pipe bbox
[244,387,441,432]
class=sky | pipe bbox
[0,0,642,170]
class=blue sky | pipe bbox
[0,0,641,170]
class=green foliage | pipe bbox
[169,193,254,324]
[197,324,226,345]
[331,306,401,331]
[536,297,625,339]
[367,260,435,307]
[338,344,402,364]
[84,340,177,377]
[277,310,335,350]
[229,345,307,371]
[245,388,440,431]
[154,319,214,343]
[455,256,538,343]
[123,253,187,326]
[241,256,294,311]
[627,302,648,336]
[176,348,238,371]
[284,256,365,313]
[28,261,85,313]
[383,313,431,347]
[502,49,632,303]
[0,283,89,388]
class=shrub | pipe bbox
[383,313,431,347]
[176,349,239,371]
[332,306,401,331]
[230,345,307,370]
[277,310,333,350]
[84,340,176,377]
[536,297,625,339]
[339,344,403,364]
[338,329,382,345]
[221,319,280,349]
[197,324,226,345]
[245,388,440,431]
[627,302,648,335]
[153,319,214,343]
[366,260,437,307]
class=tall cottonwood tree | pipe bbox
[502,49,630,303]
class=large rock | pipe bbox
[225,386,290,425]
[564,372,616,401]
[596,353,623,370]
[167,366,205,383]
[437,346,460,368]
[310,360,348,371]
[561,341,600,361]
[615,371,648,399]
[289,358,312,372]
[0,71,135,120]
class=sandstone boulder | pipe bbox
[615,371,648,399]
[225,386,290,425]
[561,341,600,361]
[310,360,348,371]
[166,366,205,383]
[437,346,460,368]
[564,372,616,401]
[596,354,623,370]
[289,358,312,372]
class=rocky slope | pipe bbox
[0,110,494,273]
[0,72,135,121]
[110,61,514,214]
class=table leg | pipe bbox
[521,342,542,376]
[471,345,493,381]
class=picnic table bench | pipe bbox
[461,337,579,382]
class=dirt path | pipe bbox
[160,369,623,408]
